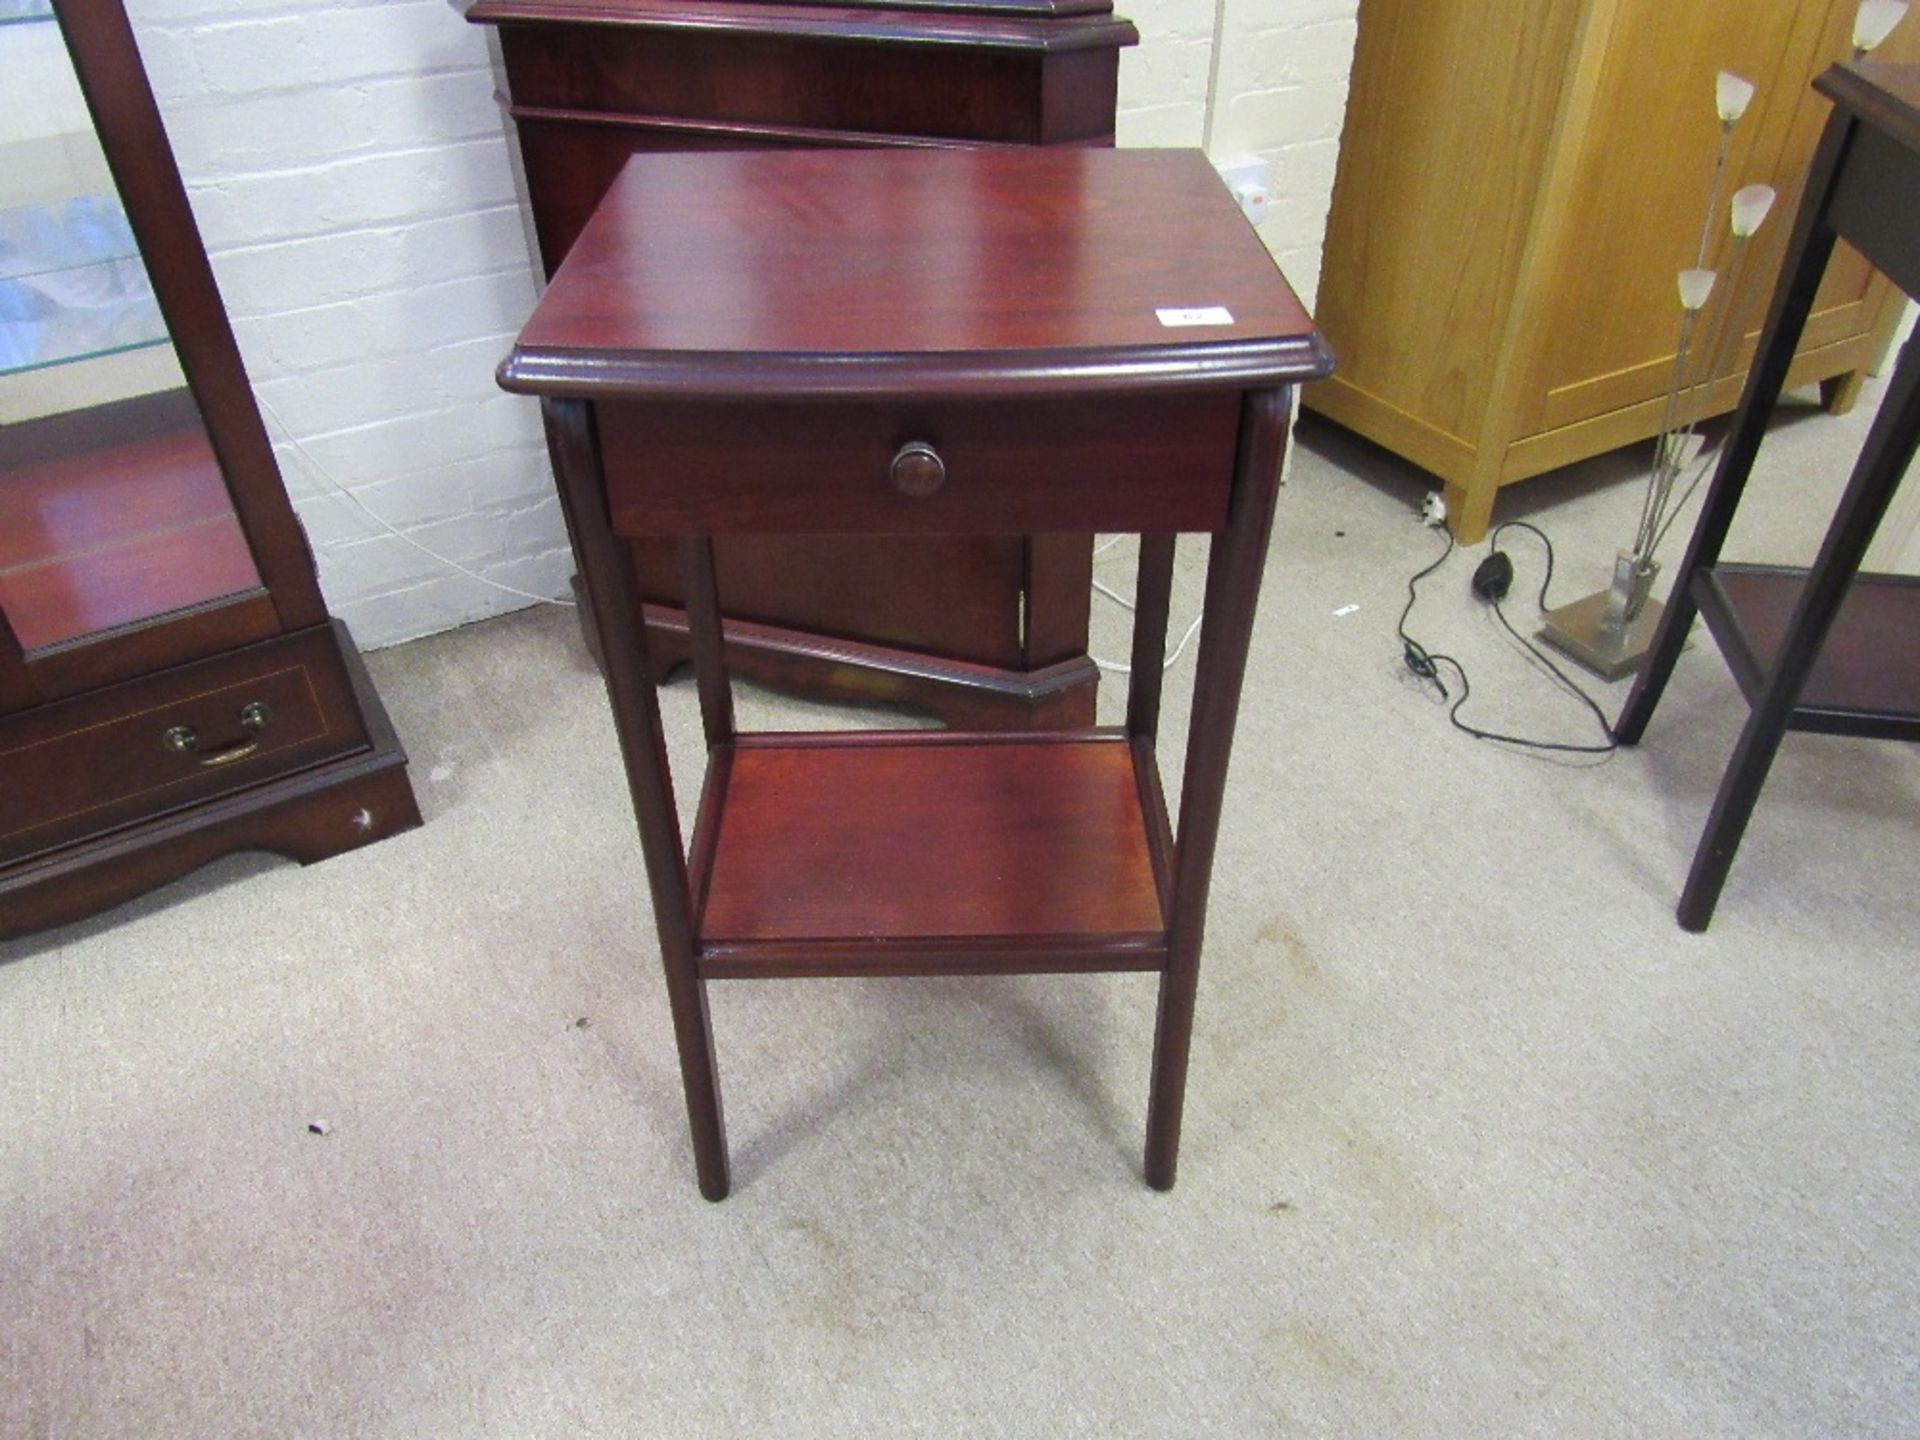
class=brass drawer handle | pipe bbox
[889,440,945,497]
[162,701,273,768]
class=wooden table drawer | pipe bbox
[0,626,368,865]
[597,391,1243,537]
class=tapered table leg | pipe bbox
[1144,388,1290,1190]
[1676,340,1920,930]
[545,399,731,1199]
[679,536,735,749]
[1127,533,1177,744]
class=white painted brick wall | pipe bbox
[1211,1,1358,309]
[127,0,561,650]
[1114,0,1218,147]
[120,0,1356,649]
[1118,0,1360,310]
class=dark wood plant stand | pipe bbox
[465,0,1139,728]
[499,147,1331,1196]
[1616,62,1920,932]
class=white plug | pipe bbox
[1212,155,1271,227]
[1421,491,1448,527]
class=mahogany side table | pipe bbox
[498,146,1332,1197]
[1616,63,1920,932]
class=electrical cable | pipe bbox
[257,394,577,609]
[1091,611,1206,676]
[1488,521,1618,714]
[1396,526,1456,698]
[1089,537,1206,675]
[1398,520,1617,755]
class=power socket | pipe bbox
[1212,155,1271,226]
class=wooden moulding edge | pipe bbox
[495,336,1335,402]
[696,933,1169,978]
[465,0,1140,56]
[643,604,1099,706]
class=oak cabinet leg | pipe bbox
[1821,369,1867,415]
[1444,467,1499,546]
[1144,389,1290,1190]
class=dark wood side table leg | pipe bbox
[679,537,735,749]
[1676,339,1920,931]
[1144,388,1290,1191]
[1616,113,1852,746]
[1126,533,1177,741]
[544,399,732,1200]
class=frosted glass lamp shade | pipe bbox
[1716,71,1755,123]
[1855,0,1909,53]
[1678,269,1718,311]
[1730,184,1778,237]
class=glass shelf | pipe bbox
[1,10,261,653]
[1,195,168,377]
[0,0,54,28]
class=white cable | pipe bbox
[1092,534,1127,559]
[1091,610,1205,675]
[256,394,576,609]
[1089,557,1204,674]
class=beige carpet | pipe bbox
[4,386,1917,1437]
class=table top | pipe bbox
[467,0,1112,16]
[500,146,1330,401]
[1818,62,1920,155]
[461,0,1137,51]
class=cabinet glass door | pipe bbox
[0,2,261,654]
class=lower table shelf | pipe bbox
[1694,563,1920,740]
[688,728,1173,979]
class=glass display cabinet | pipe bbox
[0,0,418,939]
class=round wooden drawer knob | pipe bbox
[889,441,946,497]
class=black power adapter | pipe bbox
[1471,550,1514,602]
[1397,522,1616,755]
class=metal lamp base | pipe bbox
[1537,590,1667,680]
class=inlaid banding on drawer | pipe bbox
[596,392,1242,536]
[0,667,326,856]
[0,625,373,865]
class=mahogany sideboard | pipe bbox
[464,0,1139,727]
[498,146,1332,1196]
